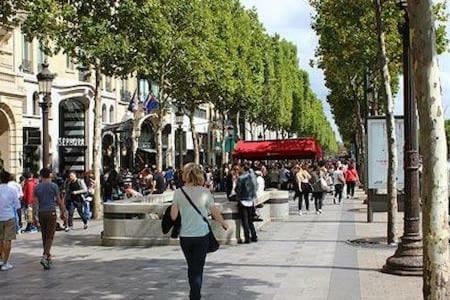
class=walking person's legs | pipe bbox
[238,204,251,243]
[0,219,16,270]
[303,192,310,211]
[180,236,209,300]
[74,201,88,228]
[66,200,75,229]
[246,207,257,242]
[313,193,320,212]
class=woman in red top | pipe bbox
[22,172,39,231]
[345,164,359,199]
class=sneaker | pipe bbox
[40,257,50,270]
[0,263,13,271]
[298,211,303,215]
[83,224,88,230]
[0,261,4,267]
[316,211,320,215]
[319,209,323,214]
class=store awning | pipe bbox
[102,119,134,133]
[232,138,323,161]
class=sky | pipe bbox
[241,0,450,140]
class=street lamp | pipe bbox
[226,123,234,163]
[175,106,184,170]
[383,0,422,276]
[37,60,55,169]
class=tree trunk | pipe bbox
[92,66,103,219]
[155,77,165,171]
[189,109,200,164]
[408,1,449,298]
[374,0,399,245]
[355,99,366,187]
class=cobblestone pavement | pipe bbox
[0,190,423,300]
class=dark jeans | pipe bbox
[38,211,57,257]
[298,182,311,211]
[313,192,324,211]
[347,181,356,197]
[334,184,344,203]
[180,235,209,300]
[66,200,88,227]
[238,204,257,242]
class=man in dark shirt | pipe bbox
[63,171,88,231]
[33,168,66,269]
[153,171,166,194]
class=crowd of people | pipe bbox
[0,159,360,300]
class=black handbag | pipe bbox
[179,187,220,253]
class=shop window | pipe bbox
[109,106,115,124]
[102,104,107,123]
[59,99,86,173]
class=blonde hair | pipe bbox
[182,163,205,186]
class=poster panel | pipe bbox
[367,118,404,189]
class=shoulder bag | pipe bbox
[179,187,220,253]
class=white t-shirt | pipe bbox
[256,176,265,198]
[0,184,20,221]
[332,170,345,185]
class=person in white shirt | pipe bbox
[0,171,21,271]
[332,166,346,204]
[255,170,265,199]
[8,177,23,234]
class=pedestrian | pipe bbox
[267,164,280,189]
[345,163,359,199]
[7,175,23,234]
[279,165,290,190]
[296,164,312,215]
[83,171,95,220]
[63,171,88,231]
[226,164,239,201]
[170,163,228,300]
[33,168,66,269]
[0,170,21,271]
[332,166,346,204]
[153,170,166,195]
[22,172,39,232]
[236,163,258,243]
[311,166,327,214]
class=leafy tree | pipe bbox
[22,0,134,219]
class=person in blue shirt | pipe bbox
[0,171,21,271]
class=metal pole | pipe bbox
[40,94,51,169]
[179,127,183,170]
[383,5,422,275]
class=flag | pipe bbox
[127,89,138,113]
[143,93,159,114]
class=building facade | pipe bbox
[0,25,219,176]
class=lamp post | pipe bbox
[175,106,184,170]
[37,60,55,169]
[226,122,234,163]
[383,0,422,276]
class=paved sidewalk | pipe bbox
[0,190,423,299]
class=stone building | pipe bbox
[0,25,220,176]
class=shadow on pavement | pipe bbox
[0,253,272,300]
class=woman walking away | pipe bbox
[311,166,327,214]
[345,163,359,199]
[295,164,312,215]
[170,163,228,300]
[332,166,346,204]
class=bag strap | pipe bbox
[179,187,211,229]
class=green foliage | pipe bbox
[310,0,448,145]
[19,0,339,154]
